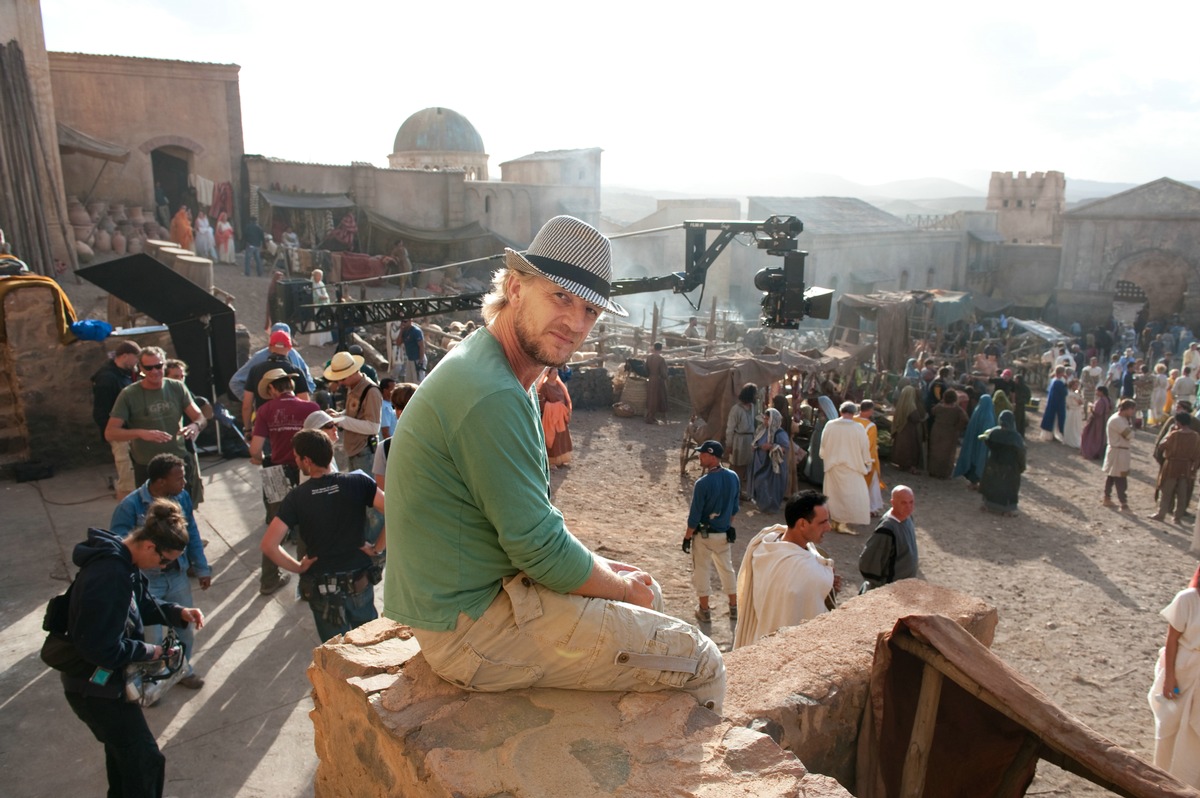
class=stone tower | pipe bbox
[986,170,1065,245]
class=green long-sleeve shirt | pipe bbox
[383,329,594,631]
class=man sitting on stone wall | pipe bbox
[383,215,726,712]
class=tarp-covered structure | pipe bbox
[831,292,915,374]
[56,121,130,163]
[1010,318,1071,343]
[780,344,873,375]
[857,614,1198,798]
[256,189,356,251]
[361,208,510,268]
[833,290,977,373]
[684,357,787,447]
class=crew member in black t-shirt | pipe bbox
[260,429,385,640]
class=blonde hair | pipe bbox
[481,266,536,326]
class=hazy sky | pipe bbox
[40,0,1200,195]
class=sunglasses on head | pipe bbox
[142,363,164,371]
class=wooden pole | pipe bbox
[899,662,944,797]
[708,296,718,357]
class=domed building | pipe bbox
[388,107,488,180]
[244,105,601,259]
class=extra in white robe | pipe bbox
[1149,588,1200,788]
[820,417,872,525]
[733,525,833,650]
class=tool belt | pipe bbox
[298,568,370,601]
[299,568,372,632]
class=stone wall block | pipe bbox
[310,618,850,798]
[4,286,94,467]
[723,579,997,792]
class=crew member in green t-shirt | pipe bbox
[106,345,205,487]
[384,216,725,712]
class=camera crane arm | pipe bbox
[285,216,829,334]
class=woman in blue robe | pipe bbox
[953,393,996,487]
[750,407,791,513]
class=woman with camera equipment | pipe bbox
[61,499,205,798]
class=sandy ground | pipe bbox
[551,406,1194,795]
[63,260,1195,793]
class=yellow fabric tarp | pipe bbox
[0,274,78,344]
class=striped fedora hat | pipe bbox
[505,215,628,317]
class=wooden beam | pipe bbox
[889,634,1142,798]
[899,662,944,797]
[993,733,1040,798]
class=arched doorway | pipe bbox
[151,147,191,225]
[1110,250,1190,323]
[1111,279,1147,331]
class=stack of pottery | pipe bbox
[110,203,127,224]
[111,227,127,255]
[88,200,107,223]
[128,206,146,226]
[94,228,112,253]
[68,197,94,246]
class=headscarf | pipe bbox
[893,385,921,438]
[953,394,996,480]
[982,409,1024,448]
[817,395,837,422]
[992,389,1013,416]
[903,358,920,380]
[754,407,784,446]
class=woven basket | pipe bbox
[620,376,648,413]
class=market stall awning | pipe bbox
[928,290,974,327]
[1010,318,1070,342]
[56,121,129,163]
[257,188,355,210]
[362,208,499,244]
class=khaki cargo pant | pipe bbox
[690,533,736,598]
[415,572,726,713]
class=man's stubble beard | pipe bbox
[514,308,574,369]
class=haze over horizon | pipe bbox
[39,0,1200,199]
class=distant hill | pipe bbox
[864,177,985,200]
[603,176,1200,226]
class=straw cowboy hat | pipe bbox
[323,351,364,382]
[504,215,628,317]
[257,367,292,399]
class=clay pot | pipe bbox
[110,203,127,223]
[72,223,93,242]
[75,239,94,264]
[127,236,143,254]
[88,201,107,222]
[69,203,91,227]
[101,217,115,234]
[144,221,158,237]
[112,230,127,255]
[94,229,111,252]
[128,206,145,225]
